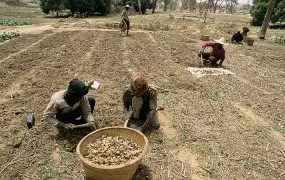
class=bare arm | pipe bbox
[43,99,60,126]
[80,96,94,123]
[80,96,99,130]
[123,91,130,121]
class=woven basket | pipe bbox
[76,127,149,180]
[247,38,254,46]
[201,35,210,41]
[119,20,127,32]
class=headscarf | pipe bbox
[243,27,250,33]
[130,78,149,97]
[67,79,89,97]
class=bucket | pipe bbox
[76,127,149,180]
[201,35,210,41]
[247,38,254,46]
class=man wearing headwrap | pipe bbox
[242,27,250,37]
[123,78,160,133]
[43,79,98,130]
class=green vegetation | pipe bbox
[201,91,219,101]
[39,0,152,16]
[197,144,213,152]
[148,21,170,31]
[180,129,188,138]
[0,31,20,41]
[272,0,285,23]
[40,0,111,16]
[275,35,285,45]
[241,161,251,169]
[129,0,152,14]
[272,125,285,134]
[39,163,57,179]
[0,19,32,26]
[251,0,285,26]
[114,0,152,14]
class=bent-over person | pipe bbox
[123,78,160,133]
[198,37,226,67]
[43,79,98,131]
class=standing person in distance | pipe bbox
[121,5,130,36]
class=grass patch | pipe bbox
[105,22,118,29]
[275,35,285,45]
[241,161,250,169]
[271,125,285,135]
[129,17,144,23]
[160,93,168,107]
[201,91,219,101]
[197,144,213,152]
[180,129,188,138]
[39,163,57,179]
[0,18,32,26]
[147,21,170,31]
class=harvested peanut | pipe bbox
[84,135,142,166]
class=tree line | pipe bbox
[40,0,243,16]
[40,0,284,29]
[40,0,153,16]
[251,0,285,26]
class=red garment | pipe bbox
[202,42,226,61]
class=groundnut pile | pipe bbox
[84,135,142,166]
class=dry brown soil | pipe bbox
[0,9,285,180]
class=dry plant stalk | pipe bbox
[84,135,142,166]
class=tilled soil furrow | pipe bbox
[0,31,102,179]
[125,32,285,179]
[202,75,285,125]
[121,32,204,179]
[0,34,43,60]
[79,31,129,127]
[1,21,285,180]
[0,31,80,95]
[168,89,284,179]
[224,43,285,94]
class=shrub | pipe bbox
[275,35,285,45]
[0,31,20,41]
[0,19,32,26]
[40,0,110,16]
[251,0,285,26]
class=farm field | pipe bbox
[0,5,285,180]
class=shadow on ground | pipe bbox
[133,164,152,180]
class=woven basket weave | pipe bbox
[76,127,148,180]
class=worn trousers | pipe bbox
[56,97,95,125]
[131,96,160,129]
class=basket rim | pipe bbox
[76,126,149,170]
